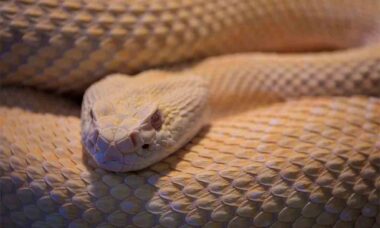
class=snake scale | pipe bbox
[1,0,380,227]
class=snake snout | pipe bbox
[108,128,157,155]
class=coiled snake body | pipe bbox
[1,1,380,227]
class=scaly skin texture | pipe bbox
[1,0,380,92]
[1,88,380,227]
[1,0,380,227]
[82,47,380,172]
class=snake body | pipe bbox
[1,0,380,227]
[82,46,380,172]
[1,0,380,92]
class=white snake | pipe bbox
[82,45,380,172]
[1,0,380,227]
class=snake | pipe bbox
[1,0,380,227]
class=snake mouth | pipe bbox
[83,118,161,171]
[85,143,159,172]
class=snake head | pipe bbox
[82,74,209,172]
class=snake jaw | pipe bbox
[84,122,159,172]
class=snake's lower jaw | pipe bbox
[85,138,164,172]
[91,149,139,172]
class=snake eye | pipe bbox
[150,110,163,130]
[90,109,95,120]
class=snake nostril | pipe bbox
[142,144,150,149]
